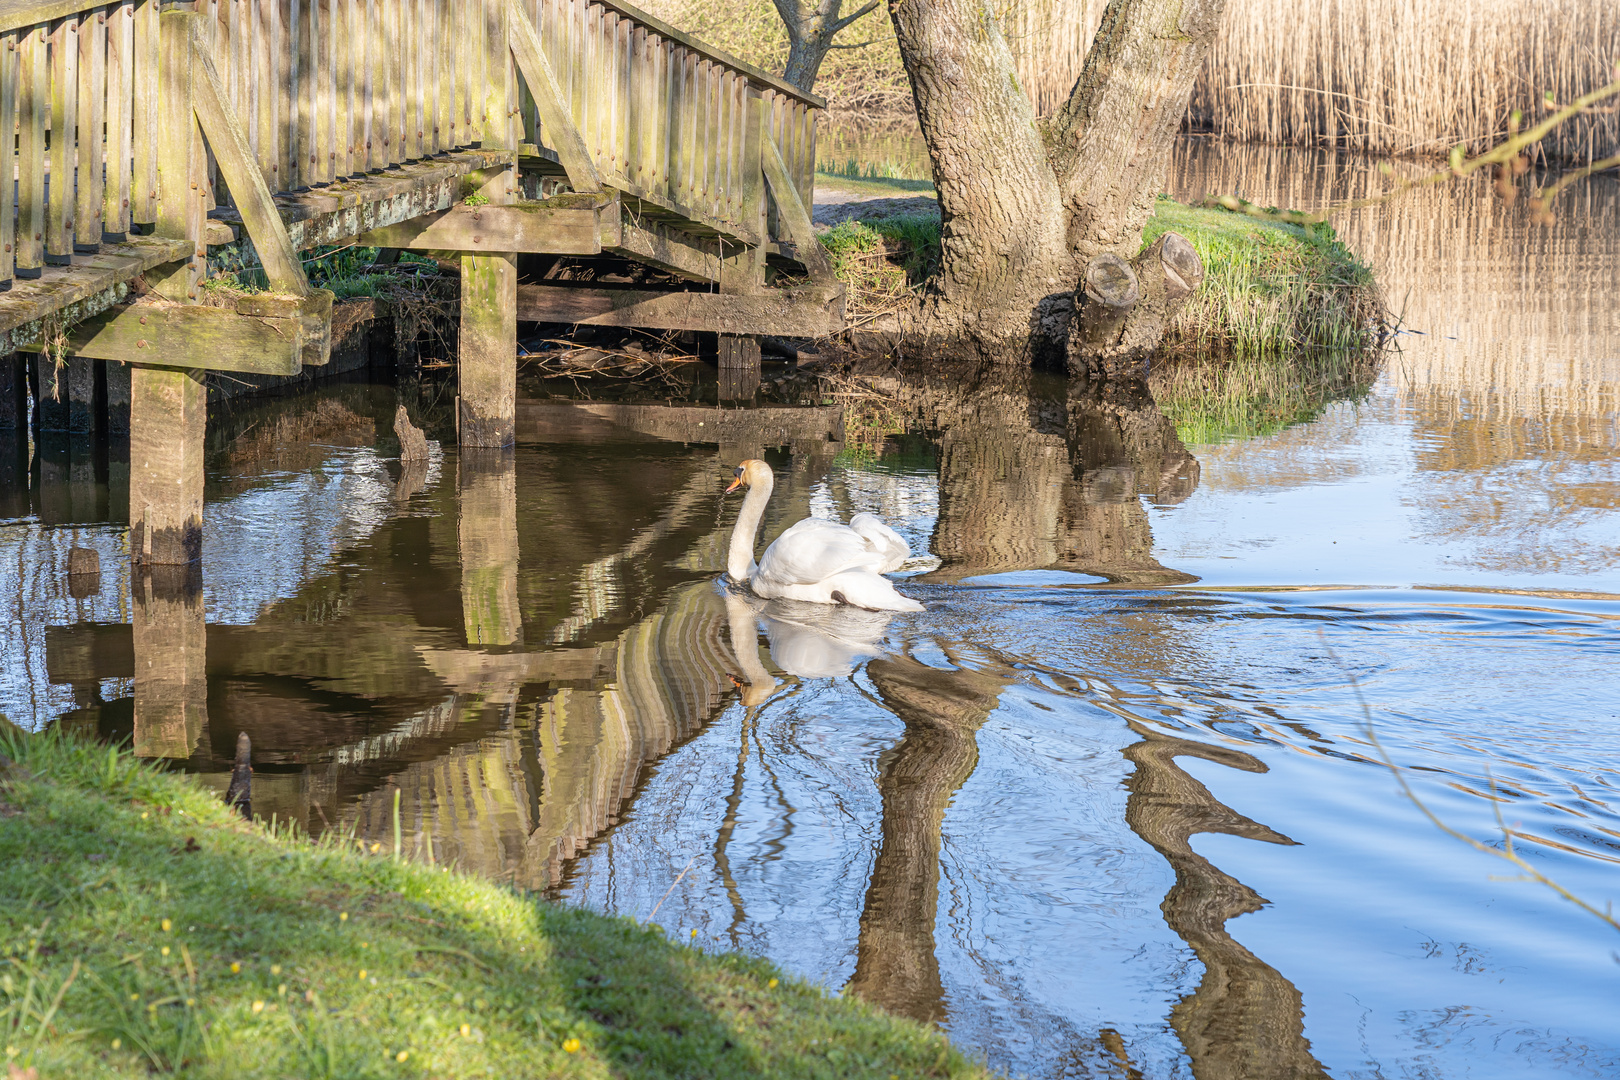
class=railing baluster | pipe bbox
[47,16,79,262]
[0,31,18,287]
[18,27,46,272]
[434,0,449,153]
[105,2,134,239]
[76,6,105,248]
[381,0,398,165]
[400,0,415,160]
[132,0,156,220]
[334,0,350,175]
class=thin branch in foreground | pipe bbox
[1318,631,1619,937]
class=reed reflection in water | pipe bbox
[1162,138,1620,585]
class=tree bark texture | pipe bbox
[1070,231,1204,377]
[887,0,1073,359]
[883,0,1227,364]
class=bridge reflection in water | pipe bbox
[38,376,1328,1076]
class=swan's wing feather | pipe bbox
[847,513,911,573]
[756,518,886,585]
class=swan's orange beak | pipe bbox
[725,467,745,494]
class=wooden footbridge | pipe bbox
[0,0,839,564]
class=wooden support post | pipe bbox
[26,355,100,434]
[718,334,759,401]
[0,354,25,430]
[131,566,207,759]
[718,91,765,403]
[458,448,522,647]
[459,1,518,449]
[105,360,131,435]
[129,366,205,565]
[459,203,517,448]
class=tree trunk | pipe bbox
[1070,231,1205,377]
[886,0,1073,360]
[771,0,882,91]
[884,0,1228,364]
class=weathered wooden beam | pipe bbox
[17,293,334,375]
[505,0,601,193]
[203,153,495,252]
[356,200,606,255]
[516,283,844,337]
[761,135,834,282]
[0,237,189,350]
[189,23,309,296]
[607,219,720,282]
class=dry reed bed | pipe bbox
[1189,0,1620,164]
[648,0,1617,165]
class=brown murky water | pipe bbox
[3,141,1618,1078]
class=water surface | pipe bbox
[2,141,1618,1079]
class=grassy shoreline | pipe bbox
[0,730,994,1079]
[815,178,1383,359]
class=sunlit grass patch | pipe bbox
[0,730,994,1079]
[818,213,942,327]
[1145,196,1384,358]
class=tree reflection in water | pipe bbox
[30,371,1337,1078]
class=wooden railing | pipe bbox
[0,0,822,293]
[0,0,163,287]
[519,0,819,239]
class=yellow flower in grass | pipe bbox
[562,1037,582,1054]
[768,978,778,989]
[395,1050,409,1062]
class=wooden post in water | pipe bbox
[130,10,208,565]
[0,356,25,431]
[129,367,205,563]
[132,566,207,759]
[458,1,517,448]
[32,354,98,433]
[717,335,760,401]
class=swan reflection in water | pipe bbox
[721,586,896,704]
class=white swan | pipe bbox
[725,459,924,612]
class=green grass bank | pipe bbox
[816,180,1382,358]
[0,730,994,1080]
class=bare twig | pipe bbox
[1319,631,1618,936]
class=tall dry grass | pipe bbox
[1189,0,1620,164]
[647,0,1618,166]
[639,0,1101,120]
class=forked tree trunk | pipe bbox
[884,0,1228,365]
[772,0,882,90]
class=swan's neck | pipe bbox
[728,474,773,582]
